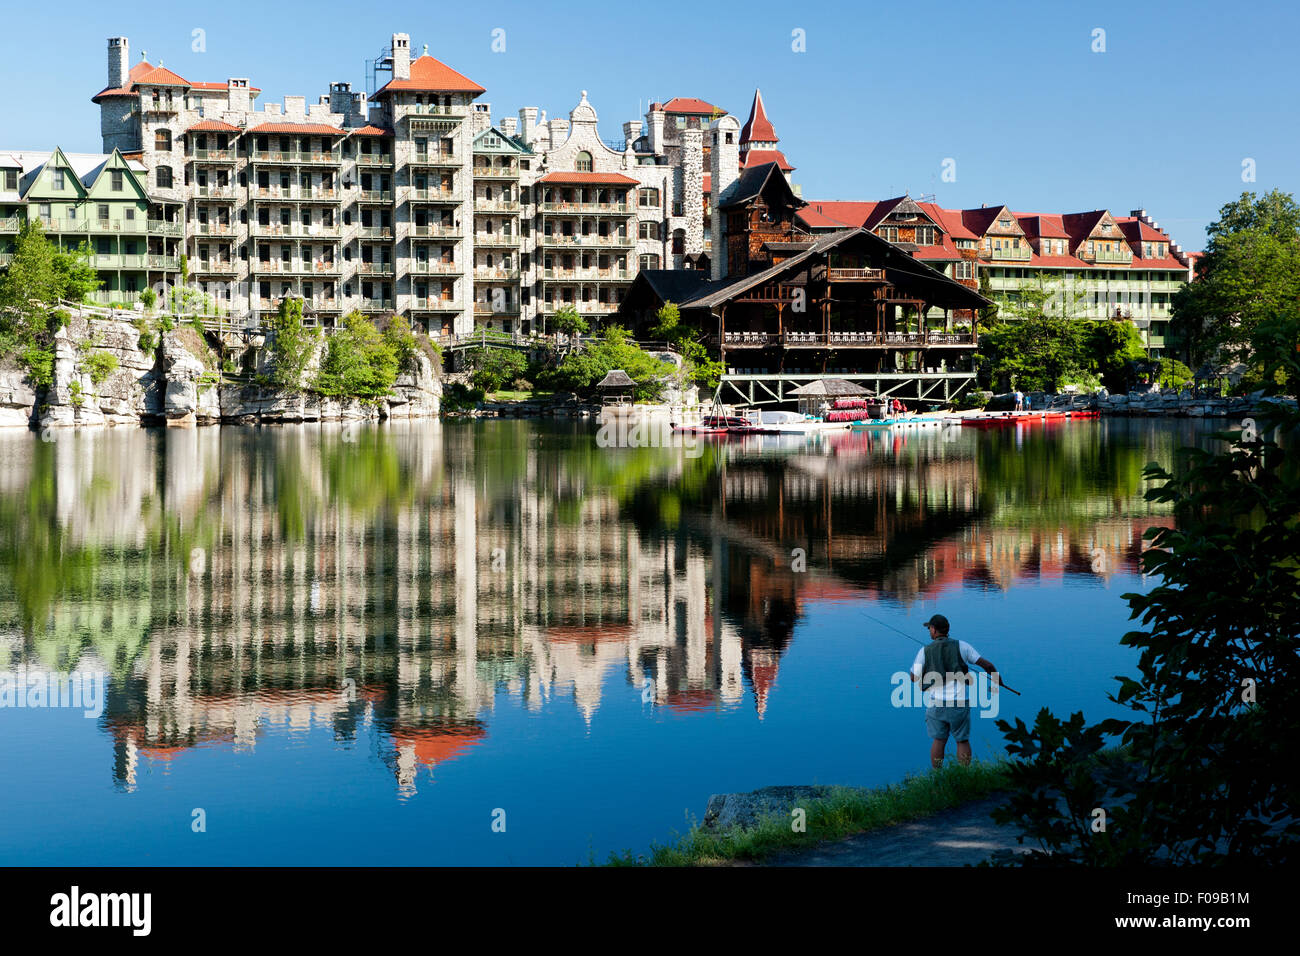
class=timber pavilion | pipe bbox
[621,162,991,407]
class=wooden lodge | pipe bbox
[621,162,991,407]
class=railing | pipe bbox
[150,221,184,237]
[192,260,239,273]
[409,153,461,167]
[357,189,393,202]
[250,224,342,238]
[410,223,461,237]
[85,218,149,234]
[356,226,394,239]
[193,222,235,235]
[251,260,338,274]
[539,202,629,214]
[826,267,884,281]
[410,187,459,202]
[539,233,634,248]
[149,255,181,270]
[91,253,148,269]
[250,150,338,164]
[195,185,237,199]
[473,234,518,247]
[191,148,236,162]
[355,153,394,166]
[984,246,1032,261]
[474,267,520,281]
[474,198,520,212]
[358,298,395,310]
[0,216,21,233]
[473,304,521,316]
[722,331,977,347]
[409,261,461,274]
[542,268,627,281]
[472,165,518,178]
[405,103,465,117]
[356,261,395,274]
[542,302,621,315]
[409,299,461,311]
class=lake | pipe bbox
[0,416,1224,865]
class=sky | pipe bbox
[3,0,1295,250]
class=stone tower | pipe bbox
[709,115,740,280]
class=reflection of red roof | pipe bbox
[662,97,722,114]
[664,689,716,713]
[393,725,486,767]
[247,122,344,135]
[374,54,485,96]
[538,171,638,185]
[546,622,634,643]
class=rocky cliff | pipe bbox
[0,311,441,428]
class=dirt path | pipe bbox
[762,794,1034,866]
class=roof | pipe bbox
[960,206,1015,236]
[0,149,146,193]
[741,148,794,172]
[661,97,722,115]
[349,124,394,137]
[597,369,636,388]
[92,59,192,101]
[1014,213,1070,239]
[787,379,871,397]
[1114,216,1170,242]
[720,161,805,210]
[188,80,261,93]
[631,269,718,305]
[373,54,485,96]
[538,171,638,185]
[246,122,344,135]
[186,120,241,133]
[740,88,778,144]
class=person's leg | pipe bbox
[951,706,973,765]
[955,740,972,765]
[930,737,946,769]
[925,709,949,768]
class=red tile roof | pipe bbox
[189,80,261,93]
[926,204,978,240]
[1014,212,1069,239]
[246,122,344,135]
[349,125,394,137]
[741,148,794,171]
[1114,216,1169,242]
[662,97,723,115]
[186,120,241,133]
[960,206,1015,237]
[93,60,260,102]
[538,171,638,185]
[797,200,880,229]
[740,89,778,144]
[373,54,485,96]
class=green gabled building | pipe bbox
[0,146,182,306]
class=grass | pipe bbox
[600,759,1014,867]
[487,389,553,403]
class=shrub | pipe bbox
[465,347,527,393]
[82,350,119,385]
[266,298,318,389]
[19,346,54,388]
[140,288,157,311]
[314,310,400,399]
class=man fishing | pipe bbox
[908,614,1001,769]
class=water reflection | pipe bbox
[0,419,1205,796]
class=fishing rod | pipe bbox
[860,609,1022,696]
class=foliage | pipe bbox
[139,288,157,311]
[464,346,527,393]
[1170,189,1300,368]
[81,350,119,386]
[68,380,83,408]
[538,325,675,401]
[265,297,319,389]
[992,326,1300,864]
[648,301,723,389]
[133,318,157,357]
[19,345,54,388]
[380,314,418,373]
[314,310,400,400]
[52,241,101,304]
[554,305,588,337]
[441,381,486,411]
[1151,357,1193,390]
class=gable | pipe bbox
[25,148,88,201]
[84,149,150,203]
[473,127,528,155]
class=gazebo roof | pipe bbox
[786,378,872,397]
[597,369,636,388]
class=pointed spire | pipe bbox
[740,88,778,146]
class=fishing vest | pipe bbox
[921,637,968,694]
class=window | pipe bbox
[155,130,172,152]
[671,229,685,255]
[124,207,135,221]
[156,166,173,189]
[639,221,659,240]
[639,188,660,208]
[3,169,15,190]
[52,169,66,191]
[98,204,109,220]
[108,169,123,192]
[576,151,593,172]
[639,253,660,270]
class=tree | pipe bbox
[265,297,319,389]
[314,310,400,399]
[554,306,588,337]
[1170,190,1300,368]
[540,325,675,401]
[464,347,527,392]
[51,241,101,304]
[649,300,724,390]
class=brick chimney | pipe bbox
[108,37,129,89]
[391,33,410,81]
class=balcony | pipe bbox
[87,218,149,234]
[474,198,520,213]
[409,153,461,168]
[252,260,339,275]
[194,184,238,200]
[473,234,518,248]
[720,331,975,348]
[474,304,521,316]
[1091,248,1134,264]
[250,223,341,239]
[250,150,339,165]
[190,148,237,163]
[409,298,462,312]
[357,298,395,310]
[405,103,465,118]
[543,302,621,315]
[539,201,629,215]
[409,260,462,275]
[0,216,20,233]
[539,233,634,248]
[983,245,1032,262]
[409,187,459,203]
[357,189,394,203]
[91,253,148,269]
[355,261,396,275]
[472,164,519,179]
[475,267,520,281]
[542,267,627,282]
[192,221,236,236]
[192,260,240,274]
[356,225,394,240]
[827,267,885,282]
[355,152,394,167]
[410,223,461,238]
[150,221,184,238]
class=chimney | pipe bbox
[108,37,129,89]
[500,117,517,138]
[623,120,643,148]
[392,33,411,81]
[682,128,704,256]
[709,115,740,280]
[519,107,538,145]
[647,105,666,155]
[227,78,251,113]
[548,118,568,144]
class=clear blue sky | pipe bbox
[4,0,1295,250]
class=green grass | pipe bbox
[600,759,1013,867]
[487,389,553,403]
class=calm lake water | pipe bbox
[0,416,1224,865]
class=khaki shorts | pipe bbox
[925,703,972,742]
